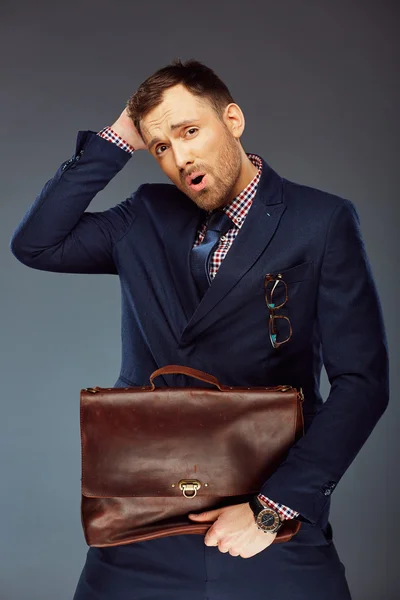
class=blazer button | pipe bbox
[322,481,337,496]
[61,158,74,170]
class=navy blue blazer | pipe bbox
[10,130,389,529]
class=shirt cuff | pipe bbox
[97,126,135,155]
[257,493,300,520]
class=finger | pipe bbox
[189,507,224,521]
[205,538,219,547]
[204,528,219,546]
[217,541,231,554]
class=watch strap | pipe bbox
[249,494,266,517]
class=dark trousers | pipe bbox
[72,521,352,600]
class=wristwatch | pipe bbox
[249,495,283,534]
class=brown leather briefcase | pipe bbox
[80,365,304,547]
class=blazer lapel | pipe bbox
[179,158,286,343]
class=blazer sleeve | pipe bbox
[9,130,142,274]
[258,198,389,525]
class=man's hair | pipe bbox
[126,58,235,139]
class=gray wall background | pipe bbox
[2,1,398,598]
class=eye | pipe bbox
[155,128,198,156]
[155,144,167,156]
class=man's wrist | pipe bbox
[109,117,141,150]
[250,496,283,533]
[97,126,135,155]
[257,493,300,520]
[257,495,271,508]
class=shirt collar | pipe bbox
[214,153,263,229]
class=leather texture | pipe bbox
[80,365,303,547]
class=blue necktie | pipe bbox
[190,209,233,298]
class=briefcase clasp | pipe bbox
[178,479,202,498]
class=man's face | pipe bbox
[140,84,244,211]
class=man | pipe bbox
[10,59,389,600]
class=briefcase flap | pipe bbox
[80,386,301,498]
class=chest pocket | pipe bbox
[274,259,314,284]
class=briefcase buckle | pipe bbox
[178,479,202,498]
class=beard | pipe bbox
[182,131,243,212]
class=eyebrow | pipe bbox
[147,119,201,151]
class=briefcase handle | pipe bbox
[148,365,299,398]
[149,365,224,390]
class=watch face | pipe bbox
[260,512,276,527]
[256,508,280,531]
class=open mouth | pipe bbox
[191,174,204,185]
[187,173,208,192]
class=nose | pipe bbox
[172,146,194,173]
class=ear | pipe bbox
[222,103,245,140]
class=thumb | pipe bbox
[188,508,223,521]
